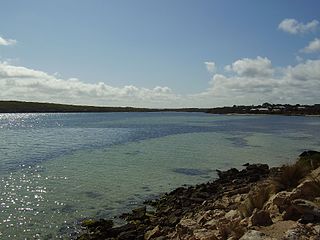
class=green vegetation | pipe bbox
[206,102,320,115]
[0,100,205,113]
[0,100,319,114]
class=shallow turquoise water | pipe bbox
[0,112,319,239]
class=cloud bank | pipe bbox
[278,18,319,34]
[1,57,319,108]
[0,62,179,108]
[196,57,320,106]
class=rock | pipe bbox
[144,225,161,240]
[313,224,320,234]
[239,230,276,240]
[167,214,179,226]
[283,205,302,221]
[118,230,139,240]
[176,218,198,236]
[283,224,310,240]
[248,209,272,226]
[299,150,320,157]
[154,237,167,240]
[298,151,320,169]
[226,186,251,196]
[225,209,239,220]
[216,168,239,180]
[130,206,146,220]
[290,180,316,200]
[81,218,113,231]
[268,191,292,211]
[193,228,218,240]
[245,164,269,173]
[109,223,137,237]
[196,210,212,225]
[291,199,320,222]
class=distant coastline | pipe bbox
[0,100,320,116]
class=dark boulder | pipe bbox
[299,150,320,157]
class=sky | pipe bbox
[0,0,320,108]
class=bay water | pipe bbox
[0,112,319,239]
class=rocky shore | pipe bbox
[77,151,320,240]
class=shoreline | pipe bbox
[77,150,320,240]
[1,100,320,116]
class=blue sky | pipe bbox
[0,0,320,107]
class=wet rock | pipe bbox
[129,206,147,220]
[81,218,113,230]
[216,168,239,180]
[245,164,269,173]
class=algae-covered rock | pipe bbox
[81,218,113,230]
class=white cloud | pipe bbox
[194,57,320,106]
[0,36,17,46]
[285,59,320,81]
[1,57,320,108]
[227,56,274,78]
[302,38,320,53]
[204,61,216,74]
[0,62,179,107]
[278,18,319,34]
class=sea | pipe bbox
[0,112,319,239]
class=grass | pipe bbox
[272,163,310,192]
[298,153,320,170]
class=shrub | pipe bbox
[298,152,320,170]
[272,163,309,191]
